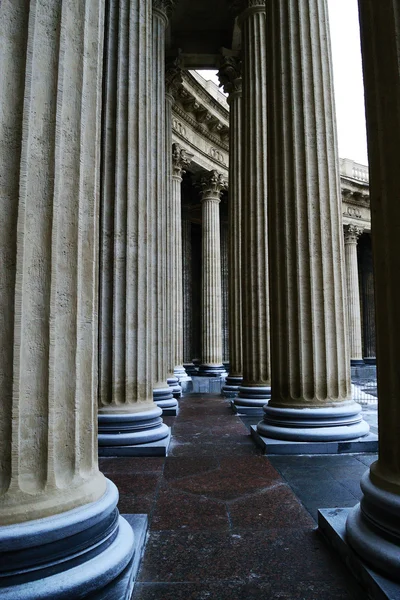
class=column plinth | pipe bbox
[235,1,271,413]
[0,1,135,596]
[199,171,227,377]
[152,0,178,411]
[344,225,364,366]
[345,0,400,580]
[257,0,369,441]
[98,0,170,448]
[219,56,244,398]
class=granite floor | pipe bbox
[99,393,374,600]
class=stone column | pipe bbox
[151,0,177,411]
[218,55,244,397]
[257,0,369,441]
[171,144,193,386]
[221,216,229,369]
[235,0,272,413]
[344,225,364,365]
[346,0,400,579]
[98,0,170,451]
[199,171,227,376]
[360,236,376,363]
[182,205,196,374]
[0,1,135,596]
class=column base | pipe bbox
[233,385,271,415]
[221,375,243,398]
[198,364,227,377]
[257,402,370,442]
[99,407,170,456]
[183,362,198,376]
[346,471,400,582]
[153,387,179,415]
[351,359,365,366]
[319,507,400,599]
[0,480,138,600]
[167,377,182,399]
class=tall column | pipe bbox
[151,0,177,411]
[257,0,369,441]
[360,236,376,363]
[98,0,169,451]
[235,0,272,413]
[171,143,193,385]
[344,225,364,365]
[199,171,227,376]
[346,0,400,579]
[182,205,196,374]
[0,2,135,596]
[221,216,229,368]
[218,55,244,397]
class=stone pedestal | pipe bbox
[218,55,244,398]
[256,0,369,442]
[344,225,364,366]
[98,0,170,450]
[152,0,178,412]
[344,0,400,583]
[199,171,227,378]
[235,1,271,414]
[0,1,137,596]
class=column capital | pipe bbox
[200,170,227,202]
[153,0,176,23]
[230,0,266,21]
[166,53,183,101]
[172,143,193,179]
[218,55,242,99]
[344,224,364,243]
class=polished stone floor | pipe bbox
[99,393,374,599]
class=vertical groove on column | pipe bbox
[0,0,106,524]
[360,237,376,359]
[99,0,155,410]
[267,0,350,407]
[241,5,270,386]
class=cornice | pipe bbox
[171,127,228,173]
[182,71,229,122]
[172,103,229,152]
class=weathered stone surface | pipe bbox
[344,225,364,363]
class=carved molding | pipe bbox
[200,170,228,201]
[153,0,176,19]
[172,143,193,177]
[166,54,183,100]
[172,104,229,152]
[218,56,242,96]
[344,224,364,244]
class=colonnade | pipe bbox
[1,0,400,596]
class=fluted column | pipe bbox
[360,237,376,363]
[182,205,196,374]
[236,0,271,412]
[151,0,177,410]
[346,0,400,579]
[221,217,229,367]
[0,2,135,596]
[199,171,227,376]
[344,225,364,365]
[257,0,369,441]
[218,55,244,397]
[98,0,169,449]
[171,144,193,384]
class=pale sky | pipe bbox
[198,0,368,166]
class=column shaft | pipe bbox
[182,208,195,369]
[0,0,105,525]
[221,218,229,365]
[346,1,400,579]
[360,236,376,361]
[98,0,169,447]
[236,1,271,411]
[200,171,227,375]
[218,56,243,396]
[258,0,369,440]
[344,225,364,364]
